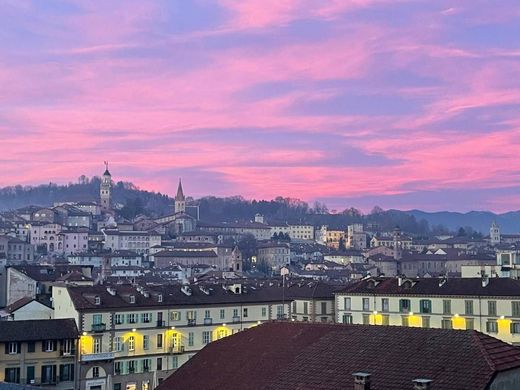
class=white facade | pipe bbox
[29,223,64,253]
[103,231,162,255]
[61,230,89,255]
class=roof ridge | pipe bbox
[472,331,497,371]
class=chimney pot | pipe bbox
[412,379,432,390]
[353,372,371,390]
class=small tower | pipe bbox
[100,161,112,212]
[174,179,186,214]
[490,221,501,246]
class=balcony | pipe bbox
[91,323,106,332]
[80,352,115,362]
[169,345,185,354]
[232,316,241,323]
[60,349,76,356]
[156,320,166,327]
[187,319,197,327]
[204,318,213,325]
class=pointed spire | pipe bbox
[103,161,111,176]
[176,179,185,201]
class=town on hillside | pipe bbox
[1,164,520,389]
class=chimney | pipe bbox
[482,275,489,287]
[353,372,371,390]
[412,379,432,390]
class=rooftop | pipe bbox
[158,322,520,390]
[0,319,78,342]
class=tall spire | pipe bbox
[176,179,185,201]
[103,161,111,176]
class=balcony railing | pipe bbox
[81,352,115,362]
[232,316,241,323]
[60,349,76,356]
[187,319,197,326]
[156,320,166,327]
[204,318,213,325]
[91,323,106,332]
[169,345,185,354]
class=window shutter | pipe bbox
[42,341,46,352]
[17,342,21,354]
[4,342,8,354]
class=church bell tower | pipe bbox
[174,179,186,214]
[100,161,112,212]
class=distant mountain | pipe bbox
[405,210,520,234]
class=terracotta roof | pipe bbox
[153,249,218,258]
[6,296,52,313]
[0,319,78,342]
[158,322,520,390]
[339,277,520,297]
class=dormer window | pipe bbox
[95,296,101,305]
[130,295,136,304]
[158,294,163,303]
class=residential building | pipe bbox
[289,281,336,323]
[0,319,79,389]
[256,242,290,270]
[29,223,63,254]
[52,282,291,390]
[336,276,520,344]
[5,297,53,320]
[157,321,520,390]
[346,224,367,250]
[103,230,161,255]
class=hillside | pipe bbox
[1,178,518,234]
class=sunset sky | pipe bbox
[1,1,520,212]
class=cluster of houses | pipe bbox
[3,165,520,389]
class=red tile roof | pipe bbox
[158,322,520,390]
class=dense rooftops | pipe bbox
[158,322,520,390]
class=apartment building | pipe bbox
[336,276,520,344]
[0,319,79,389]
[257,242,290,270]
[103,230,161,255]
[52,282,290,390]
[289,281,336,323]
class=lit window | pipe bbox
[128,336,135,351]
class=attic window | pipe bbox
[95,296,101,305]
[158,294,163,303]
[130,295,136,304]
[402,281,412,289]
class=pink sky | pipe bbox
[1,0,520,212]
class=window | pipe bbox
[202,331,212,345]
[362,298,370,311]
[303,302,309,314]
[344,297,351,311]
[128,336,135,351]
[422,316,430,328]
[41,365,56,384]
[511,322,520,334]
[156,334,163,349]
[7,342,19,354]
[130,295,135,304]
[488,301,497,316]
[487,320,498,333]
[143,335,149,350]
[43,340,56,352]
[466,318,475,330]
[5,367,20,383]
[59,364,74,382]
[220,309,225,319]
[113,337,123,352]
[27,341,35,353]
[114,384,122,390]
[188,332,194,346]
[141,313,151,323]
[62,339,73,355]
[205,310,211,319]
[127,361,135,373]
[26,366,35,384]
[342,314,352,324]
[381,298,389,312]
[261,307,267,317]
[114,314,124,325]
[142,359,151,372]
[243,308,248,318]
[172,356,179,369]
[443,300,451,315]
[442,318,453,329]
[321,302,327,315]
[362,314,370,325]
[171,311,181,321]
[232,308,239,318]
[127,314,137,324]
[93,337,102,354]
[420,300,431,314]
[512,301,520,317]
[465,300,474,315]
[157,357,163,371]
[399,299,411,313]
[95,296,101,305]
[402,316,409,327]
[292,301,297,313]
